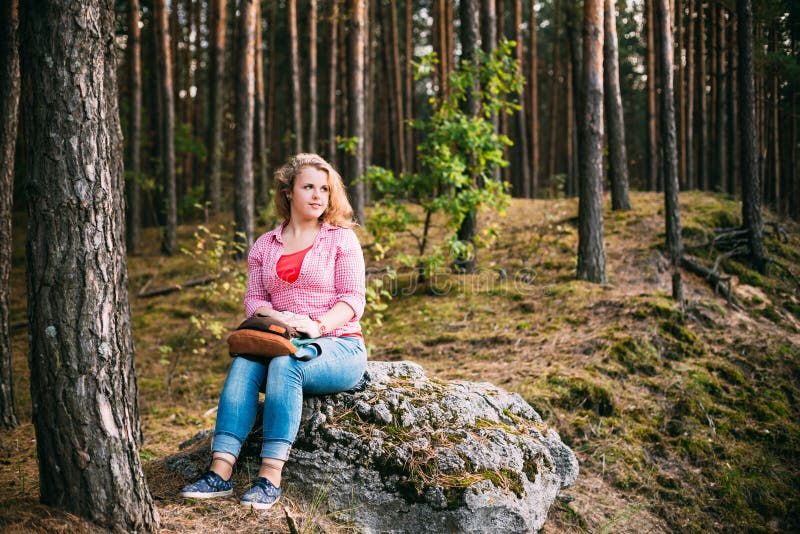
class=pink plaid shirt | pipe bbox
[244,222,366,336]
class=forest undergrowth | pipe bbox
[1,191,798,533]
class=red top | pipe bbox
[275,244,313,283]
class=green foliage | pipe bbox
[366,42,522,277]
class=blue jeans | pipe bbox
[211,336,367,461]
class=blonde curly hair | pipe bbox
[273,153,355,228]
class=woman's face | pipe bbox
[289,166,330,222]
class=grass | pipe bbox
[2,192,800,532]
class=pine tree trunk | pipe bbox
[254,0,269,209]
[234,0,256,254]
[0,0,19,431]
[20,1,158,528]
[206,0,226,214]
[566,53,576,196]
[126,0,142,255]
[514,0,531,197]
[708,1,717,189]
[348,0,367,222]
[737,0,765,273]
[695,0,707,190]
[289,0,303,152]
[646,0,658,191]
[603,0,631,211]
[266,0,277,170]
[154,0,177,254]
[389,0,406,174]
[685,0,695,189]
[529,0,540,197]
[482,0,501,183]
[404,0,414,173]
[655,0,683,266]
[677,0,686,188]
[327,0,339,166]
[728,17,738,196]
[309,0,319,153]
[713,5,727,193]
[565,0,583,172]
[767,24,780,214]
[577,0,607,284]
[546,0,560,187]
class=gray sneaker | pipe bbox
[179,471,233,499]
[239,476,282,510]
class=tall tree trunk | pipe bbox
[235,0,255,254]
[708,1,717,189]
[389,0,406,174]
[767,24,780,214]
[181,0,195,195]
[728,16,738,196]
[20,0,158,528]
[655,0,682,267]
[685,0,694,189]
[126,0,142,255]
[646,0,658,191]
[576,0,606,283]
[309,0,319,153]
[266,0,277,170]
[546,0,560,187]
[565,0,583,173]
[404,0,414,173]
[677,0,686,188]
[529,0,539,197]
[0,0,19,431]
[514,0,531,197]
[713,5,727,193]
[737,0,765,272]
[154,0,177,254]
[603,0,631,210]
[482,0,501,182]
[254,0,269,209]
[695,0,707,190]
[206,0,226,214]
[566,51,576,196]
[289,0,303,152]
[456,0,481,273]
[348,0,367,222]
[327,0,339,166]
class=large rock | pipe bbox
[168,361,578,533]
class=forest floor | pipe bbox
[1,191,799,533]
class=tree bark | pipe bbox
[645,0,659,191]
[737,0,765,272]
[694,0,707,190]
[348,0,367,223]
[289,0,303,152]
[235,0,256,255]
[327,0,339,166]
[514,0,531,197]
[20,0,158,528]
[603,0,631,210]
[767,24,780,214]
[266,0,277,170]
[309,0,319,153]
[713,5,727,193]
[685,0,694,189]
[655,0,683,266]
[677,0,686,188]
[727,17,738,196]
[482,0,501,183]
[206,0,226,214]
[126,0,142,255]
[254,0,269,209]
[153,0,177,254]
[576,0,607,284]
[404,0,414,173]
[0,0,19,431]
[389,0,406,174]
[529,0,539,197]
[546,0,560,187]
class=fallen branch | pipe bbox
[680,255,743,310]
[137,274,220,298]
[283,506,300,534]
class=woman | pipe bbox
[180,153,367,510]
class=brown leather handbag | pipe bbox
[227,314,299,358]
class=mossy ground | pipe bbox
[1,192,799,533]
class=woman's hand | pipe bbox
[284,315,323,338]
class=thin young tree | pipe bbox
[514,0,531,197]
[737,0,765,272]
[404,0,414,172]
[154,0,177,254]
[655,0,683,270]
[206,0,227,214]
[254,0,269,208]
[20,0,159,528]
[0,0,20,431]
[126,0,142,254]
[482,0,501,182]
[645,0,658,191]
[289,0,303,152]
[266,0,277,168]
[685,0,694,189]
[235,0,256,254]
[694,0,707,190]
[309,0,319,153]
[529,0,539,197]
[576,0,607,283]
[603,0,631,210]
[389,0,406,174]
[348,0,367,222]
[327,0,339,166]
[713,5,727,193]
